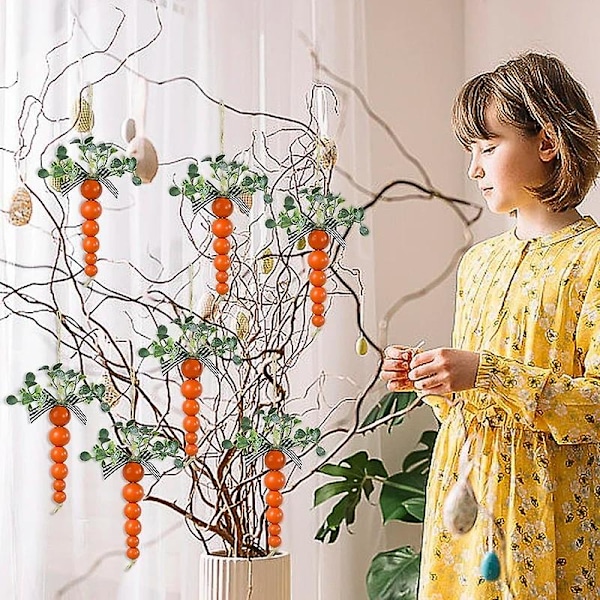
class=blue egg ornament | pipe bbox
[481,551,501,581]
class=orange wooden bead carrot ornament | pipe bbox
[180,358,203,457]
[122,461,145,562]
[211,197,234,295]
[307,229,330,328]
[264,449,286,549]
[48,405,71,505]
[80,179,103,278]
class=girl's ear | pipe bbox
[539,126,559,162]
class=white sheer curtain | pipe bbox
[0,1,382,599]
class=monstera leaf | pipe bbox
[366,546,420,600]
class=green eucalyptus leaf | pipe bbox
[222,439,234,450]
[38,168,50,178]
[169,186,181,197]
[6,395,18,405]
[80,451,92,461]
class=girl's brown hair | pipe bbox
[452,53,600,211]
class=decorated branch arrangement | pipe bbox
[1,5,483,599]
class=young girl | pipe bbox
[381,53,600,599]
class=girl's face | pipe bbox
[467,107,553,215]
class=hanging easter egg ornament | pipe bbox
[480,551,501,581]
[240,191,253,210]
[127,137,159,184]
[235,311,250,340]
[355,336,368,356]
[314,86,338,171]
[442,437,479,535]
[121,117,136,144]
[71,85,95,133]
[261,248,275,275]
[198,291,217,321]
[126,77,159,184]
[315,137,338,171]
[8,186,33,226]
[442,477,479,535]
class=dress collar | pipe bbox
[508,215,598,247]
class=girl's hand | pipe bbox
[380,345,416,392]
[408,348,480,394]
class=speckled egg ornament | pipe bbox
[442,477,479,535]
[315,137,338,170]
[8,187,33,226]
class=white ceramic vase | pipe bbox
[199,552,291,600]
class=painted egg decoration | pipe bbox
[261,248,275,275]
[198,291,216,321]
[480,551,501,581]
[121,117,136,144]
[8,187,33,226]
[236,311,250,340]
[240,192,253,210]
[127,136,159,183]
[315,137,338,170]
[72,97,95,133]
[355,336,368,356]
[442,478,478,535]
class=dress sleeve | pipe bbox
[475,262,600,445]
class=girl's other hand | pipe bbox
[380,345,416,392]
[408,348,480,394]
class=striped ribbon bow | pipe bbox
[190,181,251,216]
[244,435,302,469]
[100,448,162,481]
[58,164,119,198]
[159,342,219,379]
[28,390,87,425]
[286,216,346,248]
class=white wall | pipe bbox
[364,0,466,553]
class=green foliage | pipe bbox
[221,407,325,456]
[366,546,420,600]
[80,420,182,465]
[268,186,369,238]
[314,451,388,543]
[169,156,269,201]
[6,363,105,408]
[38,136,140,186]
[138,316,242,364]
[361,391,418,431]
[314,427,437,596]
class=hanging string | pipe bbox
[219,100,225,155]
[315,86,328,139]
[56,311,63,363]
[187,264,194,311]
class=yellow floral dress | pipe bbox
[419,217,600,600]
